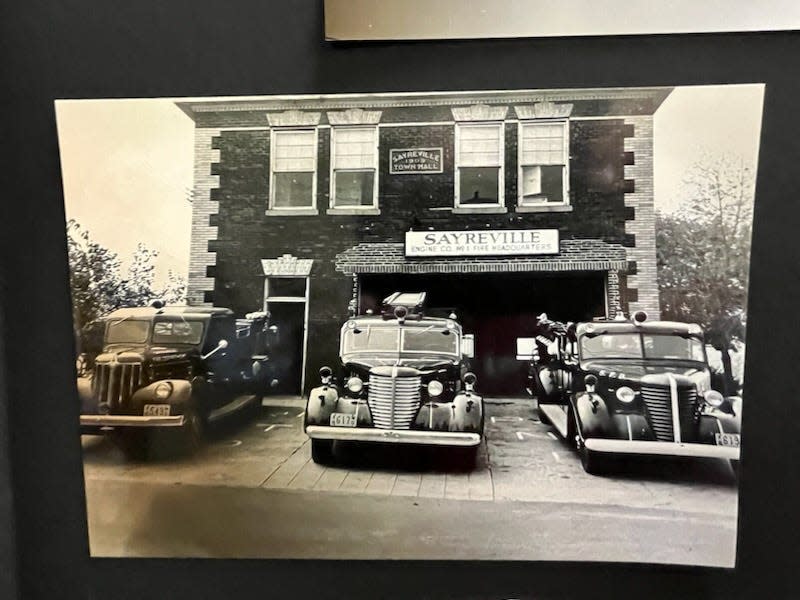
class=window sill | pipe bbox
[265,208,319,216]
[452,206,508,214]
[516,204,573,213]
[326,207,381,216]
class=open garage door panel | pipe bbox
[359,273,606,396]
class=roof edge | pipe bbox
[175,86,674,121]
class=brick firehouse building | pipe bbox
[177,87,671,395]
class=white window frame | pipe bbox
[454,122,505,209]
[263,275,311,393]
[268,127,318,213]
[517,118,570,207]
[329,125,379,211]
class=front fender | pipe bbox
[77,377,95,414]
[698,408,742,444]
[131,380,193,412]
[574,391,613,439]
[305,385,340,426]
[449,392,483,434]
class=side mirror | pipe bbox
[462,334,475,359]
[268,325,278,334]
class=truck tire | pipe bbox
[111,430,148,461]
[452,445,478,471]
[176,407,204,455]
[311,439,335,465]
[151,406,204,458]
[579,443,611,475]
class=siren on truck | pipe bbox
[381,292,426,320]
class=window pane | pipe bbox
[521,165,564,204]
[343,328,400,353]
[273,172,313,207]
[334,171,375,206]
[458,124,501,166]
[459,167,499,204]
[274,130,316,171]
[268,277,307,297]
[520,122,565,165]
[521,165,541,197]
[106,320,149,344]
[334,128,375,170]
[152,320,204,345]
[540,165,564,202]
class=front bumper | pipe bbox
[305,425,481,447]
[80,414,186,428]
[584,438,740,460]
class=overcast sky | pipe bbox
[55,84,764,285]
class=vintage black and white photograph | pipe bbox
[56,84,762,566]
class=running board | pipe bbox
[208,394,260,423]
[539,404,569,438]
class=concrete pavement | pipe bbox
[81,395,739,565]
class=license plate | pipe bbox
[143,404,171,417]
[715,432,740,447]
[330,413,356,427]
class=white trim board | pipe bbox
[325,0,800,40]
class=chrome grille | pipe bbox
[93,362,143,410]
[640,383,698,442]
[367,373,421,429]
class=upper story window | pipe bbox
[518,120,569,206]
[270,128,317,210]
[330,126,378,209]
[455,123,504,208]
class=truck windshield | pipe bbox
[643,334,705,361]
[106,320,150,344]
[581,332,704,361]
[343,325,458,355]
[402,327,458,354]
[152,320,204,345]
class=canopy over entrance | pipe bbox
[335,239,628,275]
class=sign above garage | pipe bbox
[405,229,559,257]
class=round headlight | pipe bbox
[615,386,636,403]
[704,390,724,407]
[154,381,173,400]
[347,376,363,393]
[427,380,444,397]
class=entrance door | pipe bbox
[264,276,309,395]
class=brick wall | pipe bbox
[186,100,663,390]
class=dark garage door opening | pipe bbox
[359,272,607,396]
